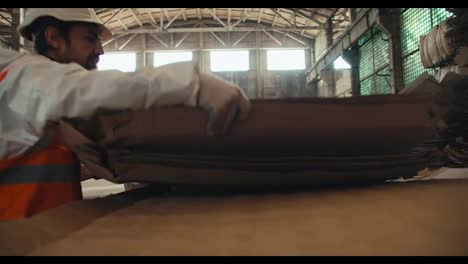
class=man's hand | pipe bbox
[198,73,251,136]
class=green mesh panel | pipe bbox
[402,51,430,86]
[360,77,373,96]
[359,39,373,80]
[400,8,450,87]
[400,8,432,57]
[432,8,453,26]
[373,29,389,70]
[375,67,392,94]
[358,30,372,47]
[357,25,390,95]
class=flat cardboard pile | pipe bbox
[1,179,468,256]
[60,94,437,185]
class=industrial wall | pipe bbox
[103,30,314,99]
[306,8,457,98]
[357,8,452,96]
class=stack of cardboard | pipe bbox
[60,94,438,186]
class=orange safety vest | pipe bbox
[0,69,83,221]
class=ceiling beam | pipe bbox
[207,8,226,28]
[181,9,187,21]
[116,26,322,35]
[0,12,11,25]
[103,8,124,25]
[273,30,310,47]
[210,31,226,46]
[263,30,282,46]
[163,9,171,21]
[145,8,157,25]
[257,8,264,24]
[232,30,252,47]
[228,8,231,25]
[165,8,186,29]
[231,9,253,28]
[160,12,164,30]
[112,9,128,30]
[272,13,278,26]
[271,8,294,27]
[197,8,202,20]
[175,32,190,48]
[118,34,137,50]
[294,8,324,27]
[306,9,329,18]
[328,8,340,21]
[129,8,143,27]
[150,33,169,48]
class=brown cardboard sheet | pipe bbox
[0,186,162,256]
[60,94,437,185]
[16,179,468,256]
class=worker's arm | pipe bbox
[0,51,250,158]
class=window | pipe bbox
[154,51,193,67]
[267,49,305,70]
[210,50,250,72]
[97,52,136,72]
[334,56,351,70]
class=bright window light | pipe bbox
[334,56,351,69]
[210,50,250,72]
[267,49,305,70]
[154,51,193,67]
[97,52,136,72]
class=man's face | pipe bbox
[59,23,104,70]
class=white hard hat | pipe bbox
[17,8,112,41]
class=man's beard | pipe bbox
[84,54,100,70]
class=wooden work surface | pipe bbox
[1,178,467,256]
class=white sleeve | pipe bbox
[0,53,200,158]
[3,53,200,128]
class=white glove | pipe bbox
[197,73,251,136]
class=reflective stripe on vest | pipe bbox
[0,70,82,220]
[0,137,82,220]
[0,164,77,184]
[0,69,8,82]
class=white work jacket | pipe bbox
[0,47,200,158]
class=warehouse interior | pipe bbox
[0,8,468,255]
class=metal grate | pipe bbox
[357,30,372,47]
[432,8,453,27]
[373,28,389,70]
[359,78,372,96]
[400,8,453,86]
[400,8,432,58]
[402,51,434,87]
[359,39,373,80]
[358,25,390,95]
[375,66,392,94]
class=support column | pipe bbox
[342,47,361,96]
[377,8,404,93]
[323,18,336,97]
[350,8,357,22]
[10,8,21,51]
[256,31,263,98]
[145,52,154,68]
[320,66,336,97]
[136,34,146,70]
[136,52,145,70]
